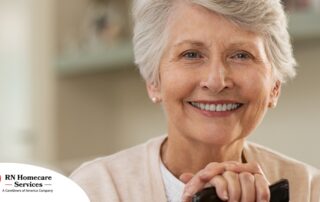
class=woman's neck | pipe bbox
[161,135,245,178]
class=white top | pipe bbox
[160,160,185,202]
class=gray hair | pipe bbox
[132,0,296,85]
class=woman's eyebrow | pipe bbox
[173,40,261,50]
[228,42,256,49]
[173,40,209,48]
[227,39,263,51]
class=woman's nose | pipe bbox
[199,63,234,93]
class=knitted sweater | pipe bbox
[71,136,320,202]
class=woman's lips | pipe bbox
[189,101,242,112]
[187,101,243,117]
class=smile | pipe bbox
[189,102,242,112]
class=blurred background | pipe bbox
[0,0,320,175]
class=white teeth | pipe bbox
[190,102,241,112]
[205,104,210,111]
[222,104,227,111]
[216,104,222,111]
[227,104,232,110]
[210,104,215,111]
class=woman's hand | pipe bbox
[180,162,270,202]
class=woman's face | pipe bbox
[147,3,281,146]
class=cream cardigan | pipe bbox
[70,136,320,201]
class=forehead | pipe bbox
[166,2,264,49]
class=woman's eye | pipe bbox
[231,52,253,60]
[182,51,203,59]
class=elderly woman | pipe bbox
[71,0,320,201]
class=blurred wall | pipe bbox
[0,1,33,162]
[0,0,56,166]
[56,69,166,172]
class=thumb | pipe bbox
[179,173,194,184]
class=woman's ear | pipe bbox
[146,82,162,103]
[268,80,281,108]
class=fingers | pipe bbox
[181,171,206,202]
[181,164,226,202]
[179,173,194,183]
[181,161,270,202]
[239,172,255,202]
[226,162,263,175]
[254,174,270,202]
[223,171,241,201]
[209,175,229,201]
[224,168,269,202]
[226,162,270,201]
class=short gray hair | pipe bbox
[132,0,296,85]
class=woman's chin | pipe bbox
[193,132,236,147]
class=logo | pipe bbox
[1,174,53,193]
[0,163,90,201]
